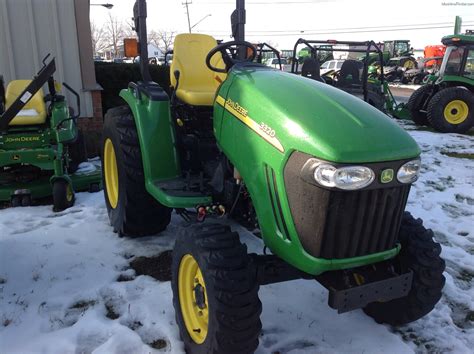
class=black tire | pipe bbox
[11,196,21,208]
[52,179,75,212]
[102,105,171,237]
[21,195,31,207]
[172,224,262,354]
[427,86,474,134]
[68,130,88,173]
[363,212,445,325]
[407,85,433,126]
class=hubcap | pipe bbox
[178,254,209,344]
[444,100,469,124]
[104,138,119,208]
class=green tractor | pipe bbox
[0,56,102,210]
[407,29,473,133]
[102,1,445,352]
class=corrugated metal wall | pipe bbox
[0,0,93,117]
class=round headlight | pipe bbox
[314,165,375,190]
[397,159,421,183]
[313,164,337,188]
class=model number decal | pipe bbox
[259,122,276,138]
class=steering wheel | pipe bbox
[206,41,257,73]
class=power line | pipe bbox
[202,23,474,37]
[207,21,473,33]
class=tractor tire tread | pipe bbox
[363,212,445,325]
[172,224,262,354]
[427,86,474,134]
[103,105,171,237]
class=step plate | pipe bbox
[328,270,413,314]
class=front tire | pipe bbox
[407,85,433,126]
[427,86,474,134]
[102,105,171,237]
[363,212,445,325]
[52,179,75,212]
[171,224,262,354]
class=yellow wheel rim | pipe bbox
[178,254,209,344]
[66,184,74,202]
[444,100,469,124]
[403,60,415,69]
[104,138,119,208]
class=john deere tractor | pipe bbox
[102,1,445,352]
[0,56,102,210]
[408,22,473,133]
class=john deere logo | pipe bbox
[381,169,394,183]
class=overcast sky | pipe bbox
[90,0,474,50]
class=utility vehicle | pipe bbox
[102,1,445,352]
[290,39,390,111]
[0,56,102,210]
[407,21,473,133]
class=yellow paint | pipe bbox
[5,80,47,125]
[216,95,285,153]
[444,100,469,124]
[104,139,119,208]
[170,34,226,106]
[178,254,208,344]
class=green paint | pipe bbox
[0,93,101,203]
[119,88,211,208]
[381,169,394,183]
[120,59,421,275]
[212,66,418,274]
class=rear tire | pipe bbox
[171,224,262,354]
[102,105,171,237]
[407,85,432,126]
[401,57,417,70]
[363,212,445,325]
[52,179,75,212]
[427,86,474,134]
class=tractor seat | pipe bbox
[5,80,47,126]
[337,60,363,87]
[301,58,324,82]
[170,34,226,106]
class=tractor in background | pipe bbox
[101,1,445,352]
[407,17,473,133]
[0,56,102,210]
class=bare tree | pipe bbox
[90,21,108,56]
[149,30,176,53]
[123,19,137,39]
[103,13,125,58]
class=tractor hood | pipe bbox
[224,66,419,163]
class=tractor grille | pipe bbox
[284,152,411,259]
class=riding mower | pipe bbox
[102,1,445,352]
[407,18,473,133]
[0,56,102,211]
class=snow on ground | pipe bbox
[1,122,473,354]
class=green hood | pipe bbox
[225,66,420,163]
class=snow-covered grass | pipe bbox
[1,122,473,354]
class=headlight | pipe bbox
[314,164,375,190]
[397,159,421,183]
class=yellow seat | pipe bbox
[170,34,226,106]
[5,80,47,126]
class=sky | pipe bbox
[89,0,474,50]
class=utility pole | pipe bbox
[182,0,192,33]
